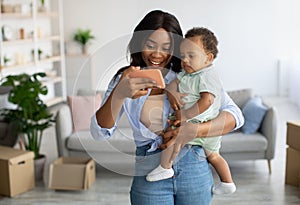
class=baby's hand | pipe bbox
[165,80,186,111]
[165,90,186,111]
[167,113,181,128]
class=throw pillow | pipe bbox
[241,96,268,134]
[68,94,102,131]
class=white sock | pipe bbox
[146,165,174,182]
[212,182,236,195]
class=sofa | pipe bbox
[50,88,278,174]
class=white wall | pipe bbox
[62,0,299,96]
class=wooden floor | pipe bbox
[0,96,300,204]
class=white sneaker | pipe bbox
[146,165,174,182]
[212,182,236,195]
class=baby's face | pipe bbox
[180,37,210,74]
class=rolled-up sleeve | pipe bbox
[220,90,245,130]
[90,114,116,140]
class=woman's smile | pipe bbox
[142,28,171,70]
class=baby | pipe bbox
[146,27,236,195]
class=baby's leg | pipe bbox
[160,145,174,169]
[206,151,232,183]
[206,150,236,194]
[146,145,175,182]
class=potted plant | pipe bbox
[3,55,10,66]
[0,72,54,179]
[38,0,46,12]
[31,48,43,60]
[73,28,95,55]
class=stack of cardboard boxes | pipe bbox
[285,121,300,197]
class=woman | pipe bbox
[91,10,244,205]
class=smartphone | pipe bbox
[128,69,165,89]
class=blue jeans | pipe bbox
[130,144,213,205]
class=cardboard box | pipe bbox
[48,157,95,190]
[287,121,300,151]
[285,147,300,186]
[0,146,35,197]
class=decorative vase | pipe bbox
[34,154,46,181]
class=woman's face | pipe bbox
[142,28,172,72]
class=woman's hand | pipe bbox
[114,66,158,99]
[160,111,236,163]
[160,121,199,162]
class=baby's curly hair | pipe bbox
[185,27,219,59]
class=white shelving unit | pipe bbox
[0,0,66,107]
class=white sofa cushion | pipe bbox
[220,131,268,153]
[66,128,136,154]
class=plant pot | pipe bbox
[34,154,46,181]
[0,86,12,95]
[82,45,88,55]
[38,5,46,12]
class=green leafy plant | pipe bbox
[0,72,54,159]
[31,48,43,60]
[73,28,95,54]
[3,55,10,66]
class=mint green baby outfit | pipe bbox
[177,65,223,152]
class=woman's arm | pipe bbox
[96,66,159,128]
[96,88,125,128]
[161,111,236,162]
[161,111,235,147]
[180,92,215,121]
[160,90,244,161]
[163,89,243,139]
[197,110,236,137]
